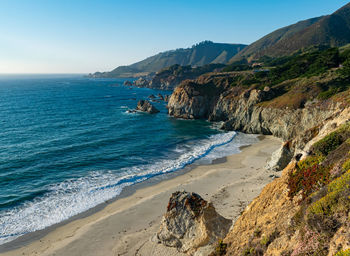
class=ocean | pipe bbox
[0,75,258,245]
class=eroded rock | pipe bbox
[136,100,160,114]
[157,191,232,254]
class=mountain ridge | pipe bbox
[89,41,247,78]
[233,2,350,61]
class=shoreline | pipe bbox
[0,134,282,256]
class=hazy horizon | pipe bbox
[1,0,349,74]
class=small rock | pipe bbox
[136,100,160,114]
[123,80,132,86]
[158,93,164,100]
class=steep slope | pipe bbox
[90,41,246,78]
[223,117,350,256]
[231,16,323,61]
[232,2,350,61]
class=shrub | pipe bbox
[308,170,350,217]
[312,132,343,156]
[290,227,326,256]
[288,155,329,200]
[242,247,256,256]
[260,230,279,247]
[335,249,350,256]
[213,239,227,256]
[342,158,350,171]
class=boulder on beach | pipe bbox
[156,191,232,254]
[136,100,160,114]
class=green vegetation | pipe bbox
[259,231,279,247]
[335,249,350,256]
[343,158,350,171]
[242,247,256,256]
[224,46,350,110]
[312,132,343,156]
[222,60,252,72]
[211,239,227,256]
[157,63,225,78]
[268,47,340,84]
[286,122,350,256]
[288,155,329,199]
[308,170,350,217]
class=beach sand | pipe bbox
[0,135,281,256]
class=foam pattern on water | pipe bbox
[0,131,244,245]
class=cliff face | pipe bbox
[223,110,350,256]
[168,72,345,153]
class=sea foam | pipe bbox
[0,131,254,245]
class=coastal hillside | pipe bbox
[232,2,350,61]
[166,44,350,255]
[125,63,225,90]
[223,118,350,255]
[90,41,246,78]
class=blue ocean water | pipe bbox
[0,75,258,245]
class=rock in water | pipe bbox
[123,80,132,86]
[134,77,149,87]
[136,100,160,114]
[157,191,232,254]
[157,93,164,101]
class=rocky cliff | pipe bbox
[223,109,350,256]
[168,70,349,155]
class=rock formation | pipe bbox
[157,191,231,254]
[136,100,160,114]
[168,72,345,154]
[123,80,132,86]
[134,77,150,87]
[223,111,350,255]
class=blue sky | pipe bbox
[0,0,349,73]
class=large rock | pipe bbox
[136,100,160,114]
[157,191,232,254]
[134,77,149,87]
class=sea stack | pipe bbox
[136,100,160,114]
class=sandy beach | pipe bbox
[0,135,281,256]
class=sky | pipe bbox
[0,0,349,74]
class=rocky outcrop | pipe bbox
[265,141,293,172]
[223,113,350,255]
[136,100,160,114]
[123,80,132,86]
[134,77,150,87]
[157,191,231,254]
[168,73,344,153]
